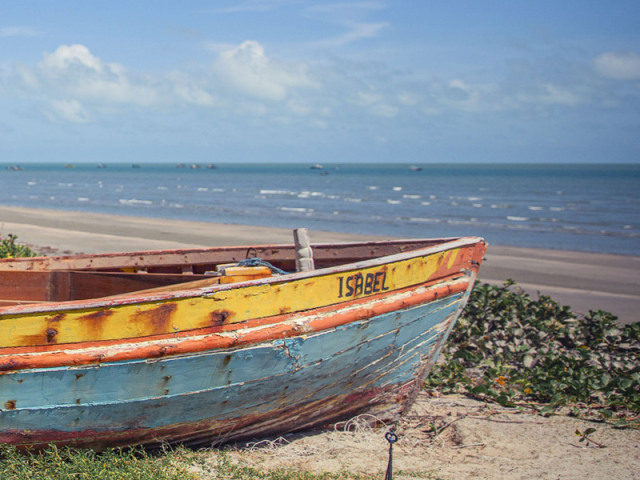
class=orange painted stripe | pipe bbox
[0,277,470,373]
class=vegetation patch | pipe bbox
[0,445,196,480]
[425,281,640,427]
[0,234,37,259]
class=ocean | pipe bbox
[1,163,639,256]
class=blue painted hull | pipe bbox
[1,293,463,448]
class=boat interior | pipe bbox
[0,239,449,307]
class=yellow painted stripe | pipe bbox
[0,249,463,347]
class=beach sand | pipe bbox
[1,206,638,325]
[1,206,639,479]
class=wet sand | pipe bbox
[1,206,638,324]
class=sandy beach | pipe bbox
[1,206,638,325]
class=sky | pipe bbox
[1,0,639,164]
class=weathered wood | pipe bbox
[294,228,314,271]
[0,239,448,273]
[0,271,51,301]
[64,272,214,300]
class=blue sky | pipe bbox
[1,1,639,164]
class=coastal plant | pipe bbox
[0,444,196,480]
[425,281,640,426]
[0,233,37,259]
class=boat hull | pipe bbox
[0,238,486,449]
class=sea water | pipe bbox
[1,163,638,256]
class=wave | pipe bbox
[119,198,153,206]
[278,207,314,213]
[260,189,295,195]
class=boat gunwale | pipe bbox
[0,236,485,316]
[0,276,471,372]
[0,237,464,271]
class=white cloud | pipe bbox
[356,91,383,105]
[47,99,90,123]
[38,44,158,106]
[369,103,398,117]
[397,92,419,106]
[15,65,39,88]
[538,84,581,106]
[169,72,216,107]
[594,52,640,80]
[313,22,388,48]
[40,44,103,73]
[286,98,313,115]
[350,90,398,117]
[307,2,385,15]
[0,26,37,37]
[434,79,487,112]
[511,82,582,108]
[214,0,292,14]
[305,1,388,48]
[212,41,319,101]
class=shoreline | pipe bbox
[1,206,638,325]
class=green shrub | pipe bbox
[0,234,37,259]
[426,281,640,426]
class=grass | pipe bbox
[0,445,196,480]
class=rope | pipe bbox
[237,257,289,275]
[384,431,397,480]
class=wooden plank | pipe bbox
[294,228,314,272]
[0,271,51,301]
[0,239,451,272]
[65,272,215,300]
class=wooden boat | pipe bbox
[0,234,486,449]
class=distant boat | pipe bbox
[310,164,324,169]
[132,164,141,168]
[65,164,75,169]
[207,164,217,169]
[0,234,486,449]
[409,166,423,172]
[97,163,107,169]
